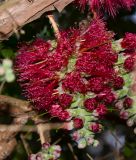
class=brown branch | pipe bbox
[0,95,32,112]
[0,123,64,132]
[0,138,17,160]
[20,134,32,156]
[0,114,29,142]
[67,143,78,160]
[0,94,66,159]
[0,0,74,40]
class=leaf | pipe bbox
[1,49,15,58]
[123,146,133,157]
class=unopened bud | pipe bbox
[93,140,99,147]
[77,138,87,149]
[127,119,134,127]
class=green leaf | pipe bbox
[123,146,133,157]
[117,86,129,98]
[1,49,15,58]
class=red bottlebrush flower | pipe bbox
[124,57,135,72]
[88,77,105,93]
[96,103,107,116]
[90,123,101,132]
[113,76,124,90]
[76,45,116,78]
[78,19,114,51]
[123,97,133,109]
[15,18,117,121]
[75,0,136,17]
[32,38,51,54]
[15,32,75,112]
[84,98,97,111]
[121,33,136,51]
[73,118,84,129]
[62,72,86,93]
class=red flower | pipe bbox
[84,98,97,111]
[113,76,124,90]
[73,118,84,129]
[15,18,121,121]
[50,105,70,120]
[96,88,116,104]
[96,103,108,116]
[124,57,135,72]
[88,77,105,93]
[123,97,133,109]
[59,94,73,109]
[121,33,136,51]
[75,0,136,17]
[90,123,101,132]
[78,19,114,50]
[50,105,63,117]
[62,72,86,93]
[59,110,70,121]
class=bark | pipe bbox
[0,0,74,40]
[0,138,17,160]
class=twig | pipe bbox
[67,143,78,160]
[47,14,60,39]
[86,153,93,160]
[97,152,113,160]
[53,137,62,145]
[20,134,32,156]
[0,80,5,94]
[0,114,29,141]
[0,138,17,160]
[109,131,122,146]
[0,95,32,112]
[0,123,64,133]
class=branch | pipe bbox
[47,14,60,39]
[0,0,74,40]
[0,95,32,112]
[0,138,17,160]
[0,123,64,133]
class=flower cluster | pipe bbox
[29,143,61,160]
[114,33,136,132]
[15,17,136,147]
[75,0,136,17]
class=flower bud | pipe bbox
[73,118,84,129]
[89,123,101,132]
[87,137,94,145]
[72,131,81,141]
[93,140,99,147]
[115,101,123,110]
[77,138,87,149]
[42,142,50,149]
[120,110,129,119]
[127,119,134,127]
